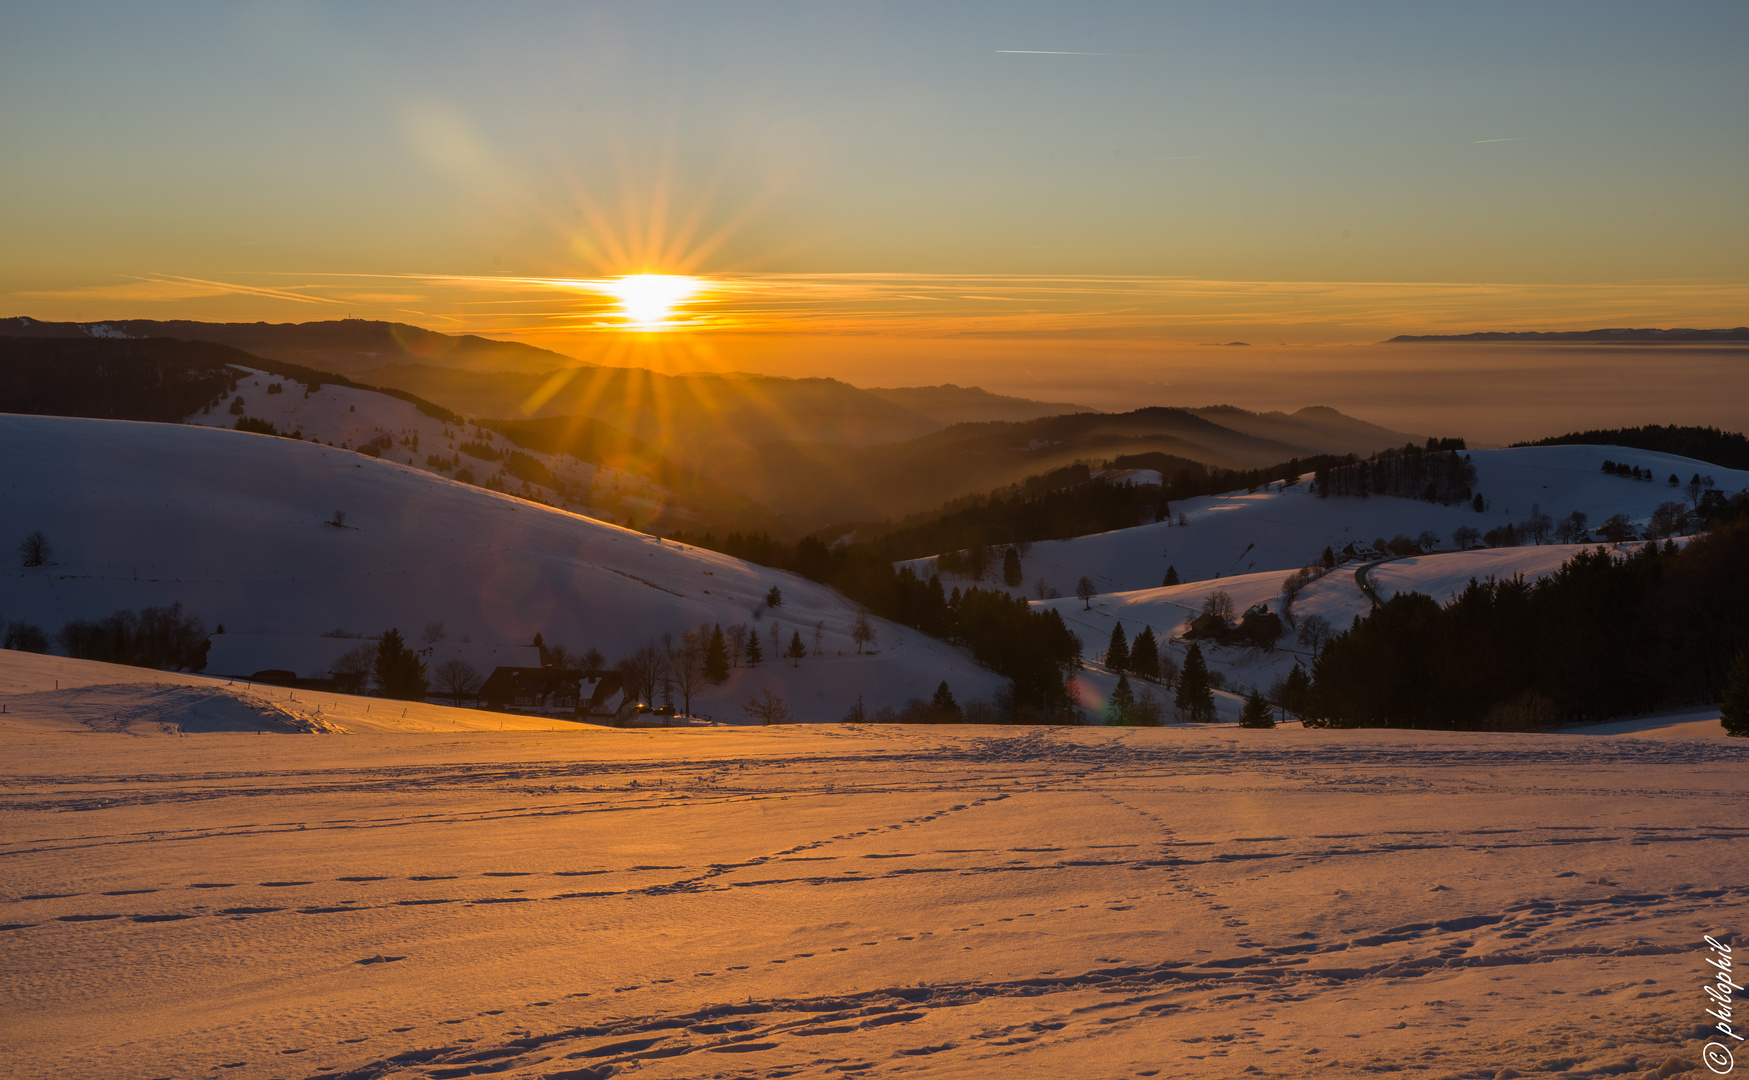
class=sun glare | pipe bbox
[600,274,703,330]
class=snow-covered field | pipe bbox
[2,650,1743,1080]
[0,415,1005,717]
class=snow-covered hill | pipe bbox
[0,415,1004,718]
[184,368,702,530]
[915,444,1747,599]
[1042,542,1633,719]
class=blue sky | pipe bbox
[3,1,1745,341]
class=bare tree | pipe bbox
[1076,576,1097,610]
[851,611,875,654]
[1034,577,1050,601]
[1521,504,1554,545]
[433,659,482,706]
[421,620,447,646]
[1296,614,1332,661]
[18,531,51,568]
[1201,590,1235,623]
[812,619,825,656]
[582,646,605,673]
[331,642,378,694]
[1647,500,1691,540]
[667,633,708,717]
[617,643,664,706]
[743,687,793,725]
[1452,525,1482,550]
[1415,530,1441,552]
[726,623,748,667]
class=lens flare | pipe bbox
[600,274,703,330]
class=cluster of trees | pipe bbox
[1306,522,1749,729]
[1095,623,1232,726]
[328,628,430,700]
[1600,460,1662,481]
[234,416,303,439]
[1102,621,1175,684]
[2,617,49,652]
[1312,441,1476,504]
[663,532,1084,717]
[57,602,210,671]
[842,681,976,724]
[936,543,1028,586]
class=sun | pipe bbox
[599,274,704,330]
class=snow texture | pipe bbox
[2,648,1743,1080]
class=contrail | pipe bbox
[995,50,1145,56]
[1473,137,1533,143]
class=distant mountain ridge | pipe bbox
[1,322,1425,532]
[0,315,578,375]
[1387,327,1749,343]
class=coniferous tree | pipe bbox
[1002,546,1024,587]
[1239,688,1275,728]
[1107,674,1136,725]
[1282,663,1313,720]
[704,624,730,683]
[1175,642,1215,722]
[786,630,808,667]
[765,585,784,608]
[745,627,764,667]
[1163,565,1180,587]
[1724,645,1749,738]
[1129,626,1160,680]
[1105,622,1130,671]
[932,680,960,716]
[374,628,428,700]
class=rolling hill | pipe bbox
[0,415,1006,718]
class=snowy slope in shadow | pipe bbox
[0,416,1004,719]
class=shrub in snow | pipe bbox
[17,530,51,567]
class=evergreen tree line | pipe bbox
[55,602,210,671]
[1312,441,1476,504]
[1304,522,1749,729]
[1514,424,1749,471]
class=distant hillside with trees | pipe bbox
[0,335,461,425]
[1512,425,1749,471]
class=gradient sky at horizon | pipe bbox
[3,1,1746,350]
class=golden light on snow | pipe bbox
[598,274,704,330]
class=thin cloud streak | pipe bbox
[994,50,1146,56]
[15,270,1745,343]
